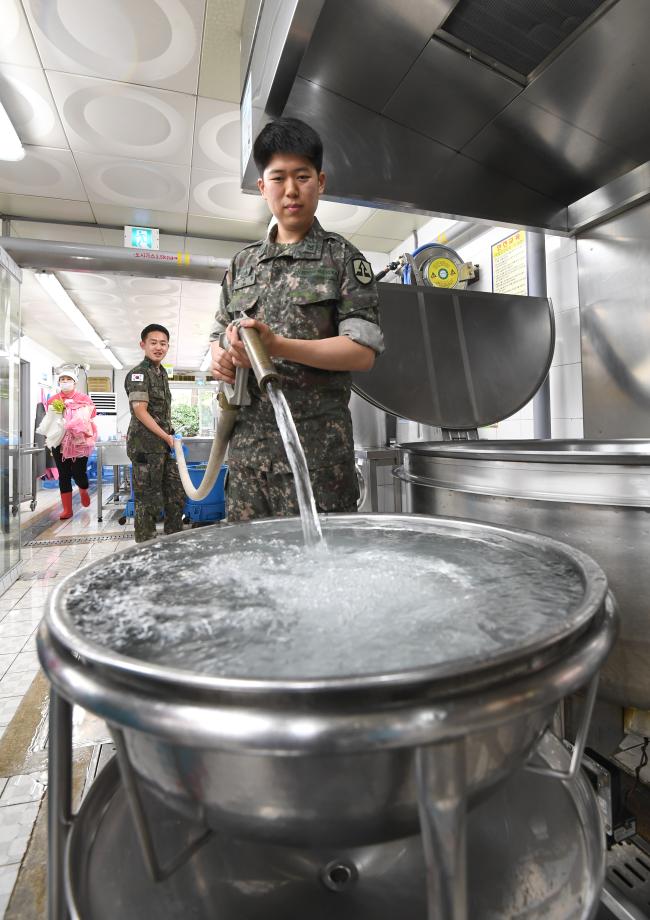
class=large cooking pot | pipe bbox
[396,440,650,710]
[38,514,616,848]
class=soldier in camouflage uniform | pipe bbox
[210,118,384,522]
[125,324,186,542]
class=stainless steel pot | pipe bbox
[396,440,650,709]
[65,733,605,920]
[38,514,616,851]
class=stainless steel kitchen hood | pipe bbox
[242,0,649,232]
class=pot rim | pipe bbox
[44,513,609,699]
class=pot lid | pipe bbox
[352,283,554,430]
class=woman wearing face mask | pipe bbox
[47,366,98,520]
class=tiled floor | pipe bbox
[0,485,138,916]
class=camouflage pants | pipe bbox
[131,453,186,543]
[227,459,359,523]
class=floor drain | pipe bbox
[25,533,134,547]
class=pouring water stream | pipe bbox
[265,381,324,547]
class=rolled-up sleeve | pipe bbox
[338,247,385,355]
[339,316,385,354]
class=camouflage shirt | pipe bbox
[210,219,384,472]
[124,358,173,458]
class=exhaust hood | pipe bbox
[241,0,649,232]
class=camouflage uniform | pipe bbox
[124,358,186,542]
[210,218,384,522]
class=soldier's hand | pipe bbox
[237,317,280,356]
[226,323,252,370]
[210,339,236,384]
[165,433,175,450]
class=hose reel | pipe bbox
[403,243,476,288]
[377,243,478,288]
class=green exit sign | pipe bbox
[124,226,159,250]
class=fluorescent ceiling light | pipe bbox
[199,348,211,372]
[0,100,25,161]
[34,272,123,370]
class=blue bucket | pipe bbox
[183,463,227,523]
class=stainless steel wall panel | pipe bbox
[578,198,650,437]
[284,78,568,230]
[464,96,631,203]
[569,160,650,232]
[383,39,521,151]
[284,77,456,205]
[524,0,650,164]
[298,0,457,114]
[246,0,647,227]
[421,149,567,230]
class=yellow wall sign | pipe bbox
[491,230,528,295]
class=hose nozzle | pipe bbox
[236,321,279,389]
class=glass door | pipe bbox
[0,248,22,583]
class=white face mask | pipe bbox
[60,381,75,393]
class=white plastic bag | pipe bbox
[36,405,66,449]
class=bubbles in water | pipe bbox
[62,520,589,682]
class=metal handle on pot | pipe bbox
[525,671,599,782]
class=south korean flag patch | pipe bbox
[131,373,144,382]
[352,257,373,285]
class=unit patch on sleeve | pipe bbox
[131,373,144,382]
[352,258,373,285]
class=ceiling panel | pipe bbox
[90,204,190,235]
[190,167,269,220]
[183,236,241,258]
[198,0,246,102]
[192,96,240,171]
[315,200,375,234]
[13,220,104,244]
[0,148,87,199]
[358,210,432,240]
[20,270,115,367]
[0,63,68,148]
[186,214,268,241]
[48,71,197,165]
[22,0,207,94]
[74,153,190,210]
[0,0,41,67]
[348,234,395,256]
[0,196,95,222]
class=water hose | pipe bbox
[173,391,238,500]
[173,324,279,501]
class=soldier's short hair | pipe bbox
[141,324,170,342]
[253,118,323,174]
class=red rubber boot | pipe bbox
[79,488,91,507]
[59,492,73,520]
